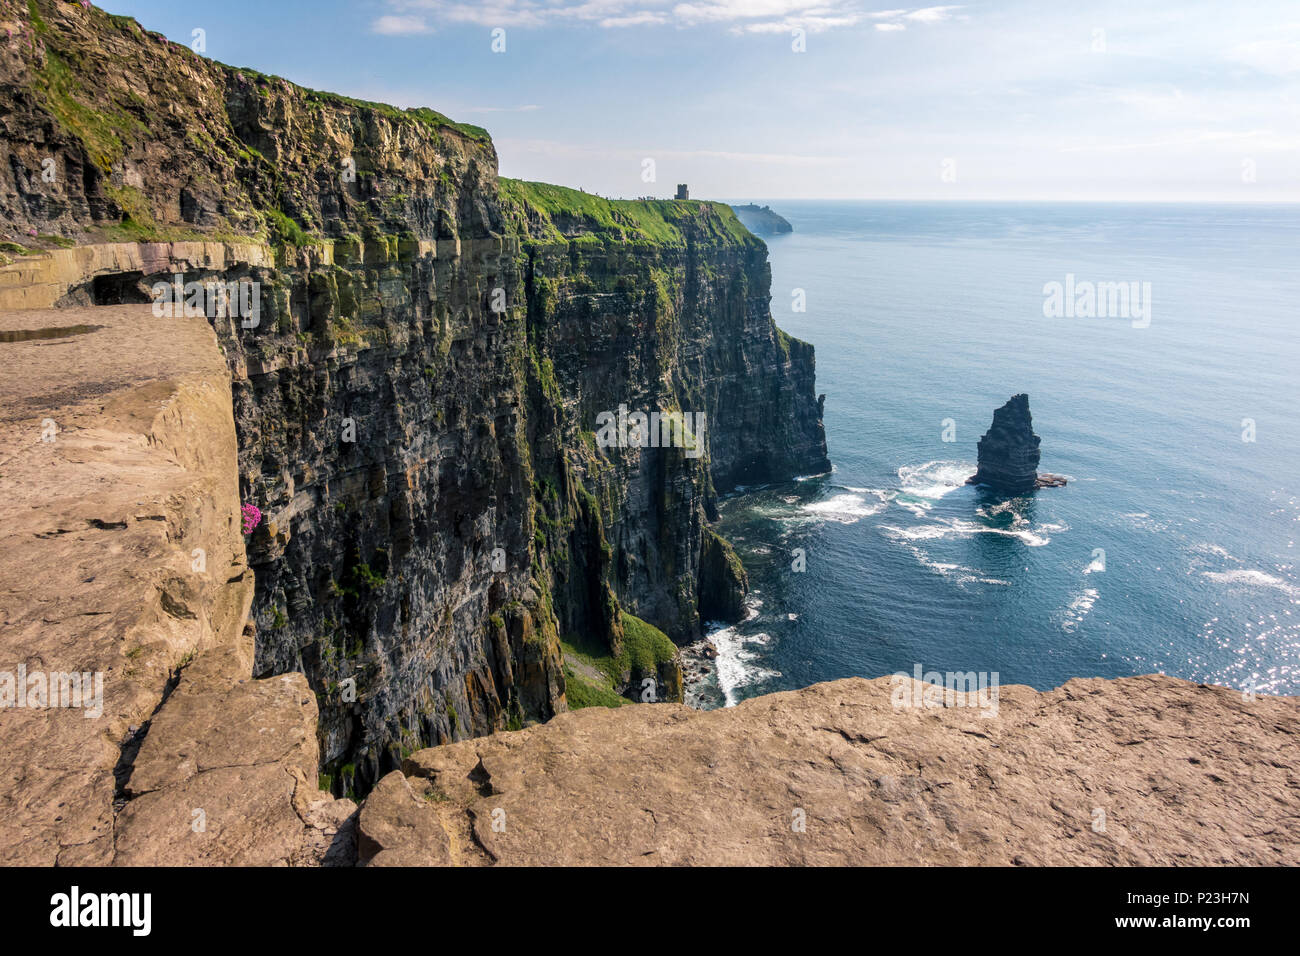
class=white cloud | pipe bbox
[601,12,668,27]
[870,4,962,32]
[902,5,962,23]
[1227,37,1300,75]
[371,14,433,35]
[381,1,966,34]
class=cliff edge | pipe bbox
[0,303,354,865]
[359,674,1299,866]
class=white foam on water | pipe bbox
[1202,569,1300,601]
[793,468,833,483]
[880,523,951,541]
[895,497,935,518]
[881,515,1059,548]
[706,597,780,707]
[711,625,782,707]
[1124,512,1170,533]
[798,490,890,525]
[890,541,1011,587]
[1191,542,1239,563]
[898,460,975,499]
[1084,554,1106,574]
[980,499,1021,518]
[891,461,976,517]
[1062,587,1100,632]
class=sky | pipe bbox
[100,1,1300,201]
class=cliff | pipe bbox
[730,203,793,237]
[358,674,1300,865]
[0,0,828,804]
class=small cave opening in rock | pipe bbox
[90,270,151,305]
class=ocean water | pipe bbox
[687,201,1300,709]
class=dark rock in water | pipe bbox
[966,394,1066,494]
[698,529,749,624]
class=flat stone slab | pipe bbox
[359,674,1299,866]
[0,304,351,865]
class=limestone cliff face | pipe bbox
[1,1,828,796]
[502,185,828,640]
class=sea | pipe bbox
[685,201,1300,708]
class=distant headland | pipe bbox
[731,204,793,236]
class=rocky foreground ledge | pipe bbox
[360,674,1299,866]
[0,302,352,865]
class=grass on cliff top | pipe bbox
[499,178,758,247]
[560,611,678,709]
[562,663,630,710]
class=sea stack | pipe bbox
[966,394,1067,494]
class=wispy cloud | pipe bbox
[370,1,966,35]
[1059,129,1300,153]
[867,4,964,32]
[371,14,433,35]
[903,5,962,23]
[602,12,669,27]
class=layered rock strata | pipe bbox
[967,393,1066,493]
